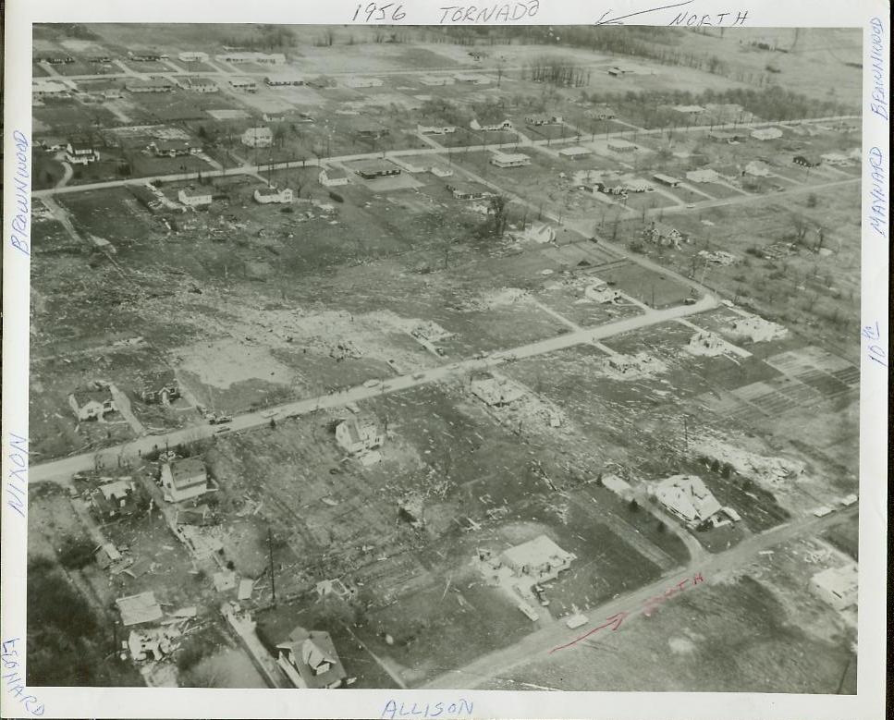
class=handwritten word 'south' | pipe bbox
[869,17,887,121]
[381,698,473,719]
[2,638,45,716]
[10,131,31,257]
[6,433,28,519]
[868,147,887,239]
[438,1,538,24]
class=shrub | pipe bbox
[58,537,96,570]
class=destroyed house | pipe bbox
[649,475,723,528]
[125,78,174,93]
[445,181,495,200]
[810,564,858,611]
[335,415,383,454]
[242,126,273,148]
[264,74,305,86]
[275,627,347,689]
[93,479,138,518]
[148,138,201,158]
[353,160,400,179]
[587,105,616,120]
[178,51,209,62]
[501,535,575,582]
[160,457,209,503]
[525,113,563,126]
[470,377,525,406]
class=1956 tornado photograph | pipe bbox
[27,22,860,693]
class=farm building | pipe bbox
[356,125,390,139]
[707,130,746,143]
[810,564,858,611]
[607,139,637,153]
[648,475,724,528]
[319,167,349,187]
[160,457,210,503]
[178,188,212,207]
[558,146,592,160]
[751,127,783,141]
[623,178,654,193]
[446,181,496,200]
[673,105,706,116]
[353,159,400,179]
[490,151,531,168]
[820,152,850,166]
[653,173,681,187]
[454,72,491,84]
[335,415,384,454]
[68,384,116,421]
[744,161,772,177]
[470,377,525,406]
[275,627,347,689]
[253,186,293,204]
[501,535,575,582]
[242,127,273,148]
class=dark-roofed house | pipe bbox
[65,138,101,165]
[92,479,138,519]
[139,370,180,405]
[353,160,400,179]
[356,125,390,140]
[160,457,211,503]
[275,626,347,689]
[335,415,383,454]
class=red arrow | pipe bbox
[548,612,628,654]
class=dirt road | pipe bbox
[421,505,857,690]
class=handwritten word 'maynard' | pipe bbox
[2,639,45,716]
[438,1,538,24]
[6,433,28,519]
[549,572,705,653]
[381,698,473,719]
[869,17,887,121]
[868,147,887,239]
[10,131,31,257]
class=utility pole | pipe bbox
[267,527,277,605]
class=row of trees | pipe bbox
[524,56,591,88]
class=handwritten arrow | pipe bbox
[548,612,628,654]
[595,0,695,26]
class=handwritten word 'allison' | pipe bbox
[862,322,887,368]
[868,147,887,239]
[438,1,538,24]
[869,17,887,121]
[549,572,705,653]
[381,698,473,719]
[669,8,748,26]
[2,638,45,716]
[6,433,28,519]
[10,131,31,257]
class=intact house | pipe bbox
[793,155,822,168]
[558,146,592,160]
[419,74,455,86]
[217,52,286,64]
[65,139,101,165]
[417,124,457,135]
[623,178,654,193]
[471,118,513,132]
[139,370,181,404]
[319,167,349,187]
[751,127,783,141]
[265,74,305,86]
[148,139,201,158]
[159,457,213,503]
[525,113,563,126]
[180,77,219,93]
[254,186,293,204]
[707,130,747,144]
[648,474,737,529]
[275,626,347,689]
[607,139,637,154]
[470,377,525,406]
[586,105,617,120]
[353,159,400,179]
[820,152,851,166]
[33,80,71,99]
[490,151,531,169]
[178,188,213,208]
[356,125,390,140]
[228,77,258,92]
[92,479,138,519]
[178,51,209,63]
[810,563,858,611]
[335,415,384,455]
[653,173,681,187]
[501,535,575,583]
[125,78,175,94]
[69,384,116,421]
[446,181,496,201]
[242,126,273,148]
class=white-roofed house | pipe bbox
[810,563,858,611]
[648,475,724,528]
[501,535,575,582]
[335,415,384,455]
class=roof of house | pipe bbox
[126,78,173,88]
[170,457,207,489]
[491,151,530,163]
[116,591,163,626]
[184,77,217,86]
[353,159,398,174]
[686,169,720,182]
[278,627,347,689]
[502,535,574,570]
[99,479,134,501]
[652,474,722,524]
[338,414,380,445]
[811,564,858,605]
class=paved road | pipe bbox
[29,295,718,484]
[421,504,857,690]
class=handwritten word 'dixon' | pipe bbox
[2,638,45,716]
[6,433,28,520]
[549,572,705,653]
[10,130,31,257]
[868,17,887,121]
[868,147,887,239]
[381,698,474,719]
[438,1,538,24]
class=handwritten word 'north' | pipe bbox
[669,9,748,26]
[2,638,45,716]
[550,571,705,653]
[381,698,473,719]
[438,1,538,24]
